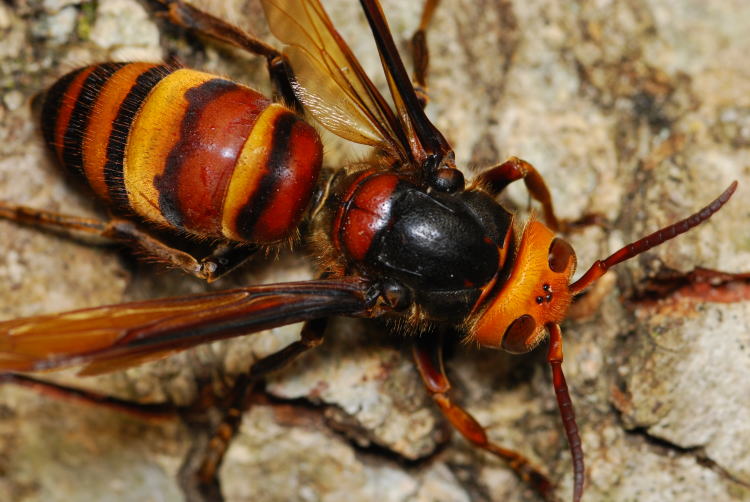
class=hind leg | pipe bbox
[0,201,256,282]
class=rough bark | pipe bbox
[0,0,749,501]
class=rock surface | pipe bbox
[0,0,749,501]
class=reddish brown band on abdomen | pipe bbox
[153,78,269,234]
[40,64,323,244]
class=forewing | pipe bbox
[261,0,409,161]
[359,0,453,163]
[0,280,371,375]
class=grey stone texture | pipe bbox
[0,1,748,501]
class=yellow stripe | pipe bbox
[125,69,217,226]
[221,104,287,241]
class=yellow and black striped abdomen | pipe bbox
[41,63,323,244]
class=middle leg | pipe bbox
[147,0,301,110]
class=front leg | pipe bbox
[412,335,557,502]
[476,157,605,233]
[475,156,562,231]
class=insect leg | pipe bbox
[248,318,328,378]
[192,242,259,283]
[147,0,301,110]
[0,201,256,282]
[411,0,440,107]
[476,157,606,233]
[180,318,328,498]
[475,156,562,231]
[178,373,253,501]
[0,373,179,421]
[2,316,326,501]
[0,199,111,234]
[412,336,556,502]
[102,220,259,283]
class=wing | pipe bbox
[261,0,453,168]
[261,0,407,160]
[0,279,372,375]
[358,0,453,163]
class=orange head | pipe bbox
[468,180,738,353]
[464,181,736,502]
[469,220,577,353]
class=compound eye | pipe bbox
[548,238,574,273]
[501,314,537,354]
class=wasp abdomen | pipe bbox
[41,63,323,244]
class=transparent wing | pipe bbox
[261,0,410,161]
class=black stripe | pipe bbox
[40,67,86,152]
[154,78,239,228]
[104,65,173,209]
[61,63,126,178]
[234,112,296,240]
